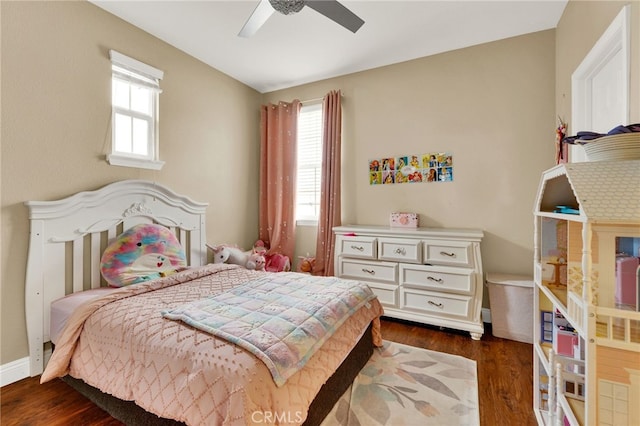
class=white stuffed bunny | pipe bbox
[208,244,251,267]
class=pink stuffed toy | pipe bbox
[253,240,267,255]
[265,253,291,273]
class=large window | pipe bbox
[296,103,323,223]
[108,50,164,170]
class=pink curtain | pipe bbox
[258,100,300,259]
[313,90,342,276]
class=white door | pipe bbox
[571,5,630,162]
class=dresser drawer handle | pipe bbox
[395,248,406,255]
[362,268,376,275]
[428,300,444,308]
[440,251,456,257]
[351,245,365,252]
[427,276,444,284]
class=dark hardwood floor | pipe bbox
[1,318,535,425]
[381,319,535,426]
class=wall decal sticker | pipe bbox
[369,152,453,185]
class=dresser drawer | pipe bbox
[338,236,377,259]
[400,288,471,319]
[423,240,474,267]
[400,264,474,295]
[338,258,397,284]
[378,238,422,264]
[367,283,398,307]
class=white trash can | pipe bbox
[486,273,533,344]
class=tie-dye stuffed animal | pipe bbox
[100,224,187,287]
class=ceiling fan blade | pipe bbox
[305,1,364,33]
[238,0,275,38]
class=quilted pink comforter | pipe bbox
[163,273,379,387]
[41,264,383,425]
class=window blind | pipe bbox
[296,103,323,221]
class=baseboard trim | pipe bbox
[1,357,30,387]
[482,308,492,324]
[1,347,52,387]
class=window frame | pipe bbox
[295,102,323,225]
[107,50,164,170]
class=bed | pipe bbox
[24,180,383,425]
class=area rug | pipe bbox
[320,340,479,426]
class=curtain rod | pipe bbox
[300,93,343,105]
[300,97,323,104]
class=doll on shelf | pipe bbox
[555,116,567,165]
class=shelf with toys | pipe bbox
[533,160,640,426]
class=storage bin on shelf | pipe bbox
[486,273,534,344]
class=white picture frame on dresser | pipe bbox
[334,225,485,340]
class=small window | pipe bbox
[108,50,164,170]
[296,103,323,223]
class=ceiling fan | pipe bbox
[238,0,365,37]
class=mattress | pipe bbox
[50,287,120,345]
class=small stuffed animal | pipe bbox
[246,251,266,271]
[265,253,291,273]
[253,240,268,254]
[297,254,316,273]
[209,244,230,264]
[208,244,252,267]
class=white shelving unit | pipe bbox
[532,160,640,426]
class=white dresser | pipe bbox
[333,225,485,340]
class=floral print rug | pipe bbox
[321,340,479,426]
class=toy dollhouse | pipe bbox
[533,159,640,425]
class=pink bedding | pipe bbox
[162,273,379,387]
[41,264,383,425]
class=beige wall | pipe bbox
[267,29,558,280]
[1,1,261,365]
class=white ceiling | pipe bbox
[91,0,568,93]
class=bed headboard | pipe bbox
[24,180,208,376]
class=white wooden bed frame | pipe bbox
[24,180,208,376]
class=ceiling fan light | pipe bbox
[269,0,305,15]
